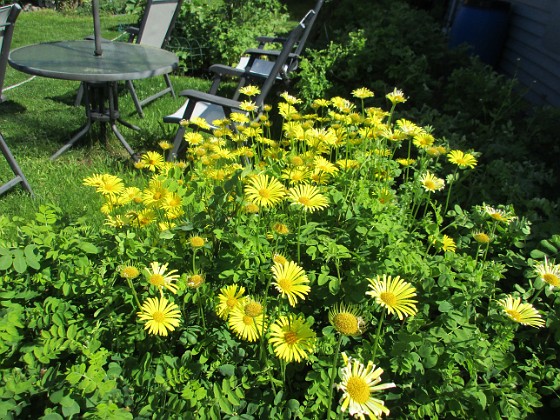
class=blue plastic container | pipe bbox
[448,0,511,67]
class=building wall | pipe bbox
[499,0,560,107]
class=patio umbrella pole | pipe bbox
[92,0,103,56]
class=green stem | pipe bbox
[196,288,206,330]
[325,334,343,418]
[126,277,142,309]
[371,310,386,362]
[192,249,198,274]
[297,212,303,264]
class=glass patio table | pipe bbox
[8,40,178,160]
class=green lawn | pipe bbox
[1,10,211,228]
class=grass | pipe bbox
[0,9,212,228]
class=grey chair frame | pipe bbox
[0,3,20,103]
[236,0,324,82]
[163,18,309,161]
[0,4,33,196]
[125,0,184,117]
[75,0,183,117]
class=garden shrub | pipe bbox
[1,87,559,418]
[169,0,290,73]
[295,0,560,241]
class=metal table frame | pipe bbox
[9,40,178,161]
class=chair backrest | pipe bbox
[136,0,183,48]
[0,4,21,102]
[251,19,307,109]
[292,0,324,59]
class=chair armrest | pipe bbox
[256,35,287,48]
[126,26,139,43]
[208,64,249,79]
[178,89,243,111]
[242,49,299,61]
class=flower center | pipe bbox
[424,180,436,190]
[278,278,292,291]
[226,297,238,309]
[284,331,299,345]
[188,275,204,288]
[474,233,490,244]
[346,376,370,404]
[506,309,522,322]
[190,236,205,247]
[152,311,165,323]
[333,313,359,335]
[150,274,165,287]
[258,188,271,199]
[298,197,311,206]
[244,302,263,317]
[242,315,254,325]
[543,273,560,287]
[121,266,139,279]
[380,292,397,307]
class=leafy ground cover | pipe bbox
[1,2,560,419]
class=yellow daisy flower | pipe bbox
[228,298,266,342]
[216,284,246,320]
[472,230,492,244]
[497,295,545,328]
[119,265,140,280]
[158,140,172,150]
[482,205,515,224]
[239,85,261,97]
[287,184,329,213]
[145,261,180,294]
[386,87,407,104]
[137,296,181,336]
[352,87,374,99]
[83,173,124,196]
[441,234,456,253]
[535,256,560,290]
[337,352,396,419]
[329,303,366,337]
[141,151,165,172]
[244,174,286,208]
[269,313,316,363]
[272,222,290,235]
[413,132,435,149]
[271,260,311,307]
[366,275,418,320]
[189,235,206,249]
[186,272,205,289]
[447,150,477,169]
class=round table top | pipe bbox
[8,40,179,83]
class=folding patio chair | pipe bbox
[163,18,308,161]
[124,0,183,117]
[0,4,33,196]
[0,3,21,103]
[235,0,324,82]
[1,132,33,196]
[75,0,183,117]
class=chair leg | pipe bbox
[168,125,186,162]
[0,132,33,196]
[126,80,145,118]
[164,73,176,99]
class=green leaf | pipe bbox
[12,249,27,274]
[78,242,99,254]
[24,244,41,269]
[0,253,13,270]
[60,396,81,418]
[218,364,235,377]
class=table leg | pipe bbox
[50,81,141,161]
[50,86,93,160]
